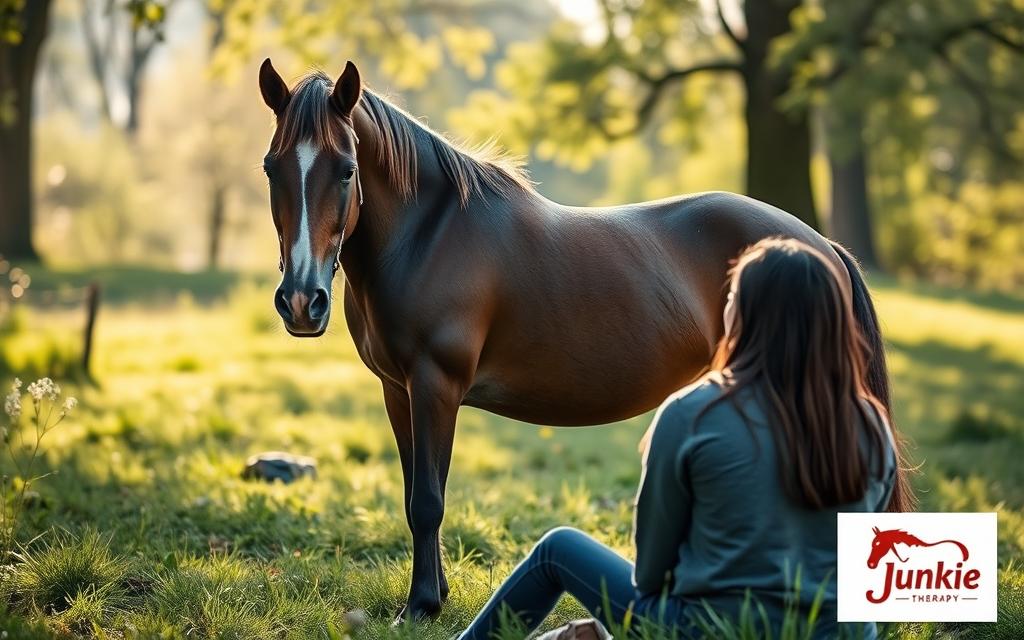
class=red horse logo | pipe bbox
[867,526,970,569]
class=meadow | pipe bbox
[0,269,1022,639]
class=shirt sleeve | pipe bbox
[633,398,692,595]
[866,401,898,512]
[874,442,897,512]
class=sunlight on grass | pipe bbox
[0,272,1021,637]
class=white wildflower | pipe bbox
[63,397,77,413]
[27,377,59,402]
[3,387,20,421]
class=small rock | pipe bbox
[241,451,317,483]
[344,609,368,630]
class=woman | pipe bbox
[458,238,907,639]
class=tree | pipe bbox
[463,0,1024,251]
[0,0,53,261]
[79,0,174,137]
[782,0,1024,268]
[0,0,170,262]
[453,0,821,228]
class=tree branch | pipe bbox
[79,0,114,124]
[808,0,890,88]
[593,59,743,140]
[715,0,745,50]
[405,0,540,21]
[970,21,1024,54]
[932,43,1015,161]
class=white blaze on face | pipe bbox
[291,140,320,279]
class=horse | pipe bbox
[257,59,912,620]
[867,527,969,569]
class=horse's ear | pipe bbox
[331,61,362,118]
[872,526,880,535]
[259,58,290,116]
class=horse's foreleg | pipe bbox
[383,382,414,530]
[384,380,451,614]
[403,363,460,620]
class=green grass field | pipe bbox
[0,269,1022,638]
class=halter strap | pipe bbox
[333,139,363,274]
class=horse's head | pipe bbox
[259,59,362,337]
[868,525,895,568]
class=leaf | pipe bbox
[160,551,177,571]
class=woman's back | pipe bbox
[636,378,896,638]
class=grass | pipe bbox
[0,266,1022,638]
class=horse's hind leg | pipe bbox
[402,361,460,620]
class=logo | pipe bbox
[837,513,997,622]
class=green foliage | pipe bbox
[0,603,56,639]
[0,0,26,46]
[209,1,497,89]
[779,0,1024,287]
[7,529,130,617]
[444,0,1024,290]
[448,1,716,171]
[878,170,1024,289]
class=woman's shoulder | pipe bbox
[663,373,728,411]
[654,374,736,434]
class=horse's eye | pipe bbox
[341,167,355,182]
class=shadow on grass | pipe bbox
[18,263,262,307]
[888,338,1023,436]
[869,273,1024,315]
[886,338,1024,509]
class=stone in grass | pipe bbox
[241,451,317,483]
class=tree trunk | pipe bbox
[741,0,819,230]
[0,0,53,261]
[207,183,226,269]
[828,118,879,269]
[125,23,145,136]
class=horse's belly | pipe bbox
[463,333,709,426]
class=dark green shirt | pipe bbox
[633,378,895,637]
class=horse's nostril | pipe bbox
[275,288,292,321]
[308,288,329,321]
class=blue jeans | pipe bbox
[458,527,686,639]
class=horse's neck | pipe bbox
[340,108,444,281]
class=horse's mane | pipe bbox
[890,530,926,544]
[273,70,532,207]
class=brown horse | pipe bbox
[257,60,910,620]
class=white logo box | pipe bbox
[837,512,997,622]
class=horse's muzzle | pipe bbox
[275,285,330,337]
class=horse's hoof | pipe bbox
[393,599,442,625]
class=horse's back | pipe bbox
[630,190,843,322]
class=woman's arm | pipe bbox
[633,398,692,595]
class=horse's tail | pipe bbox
[830,240,916,513]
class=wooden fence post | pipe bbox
[82,282,100,377]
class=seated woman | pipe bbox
[458,238,909,640]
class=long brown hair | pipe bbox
[707,238,894,510]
